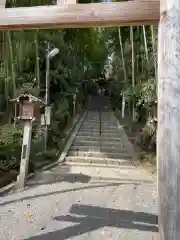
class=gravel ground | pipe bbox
[0,163,158,240]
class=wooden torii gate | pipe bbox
[0,0,179,239]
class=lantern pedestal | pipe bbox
[17,120,32,189]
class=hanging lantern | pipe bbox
[19,99,34,120]
[10,94,45,122]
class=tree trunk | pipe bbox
[7,31,16,127]
[130,26,135,121]
[34,30,40,88]
[2,32,8,111]
[118,27,127,118]
[18,30,24,72]
[151,25,157,80]
[7,31,16,97]
[142,25,149,72]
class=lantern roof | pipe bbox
[10,93,45,105]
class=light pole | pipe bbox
[44,47,59,150]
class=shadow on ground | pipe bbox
[0,162,154,207]
[25,204,158,240]
[27,172,91,186]
[0,180,142,207]
[27,174,153,187]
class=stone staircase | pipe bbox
[65,96,136,168]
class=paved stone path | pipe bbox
[0,98,158,240]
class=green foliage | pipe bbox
[0,125,22,146]
[121,77,156,107]
[55,98,70,121]
[138,77,156,104]
[0,125,22,167]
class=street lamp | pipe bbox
[45,47,59,105]
[48,48,59,58]
[45,47,59,150]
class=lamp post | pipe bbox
[44,47,59,150]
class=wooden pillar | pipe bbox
[158,1,180,239]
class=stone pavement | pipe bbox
[0,98,158,240]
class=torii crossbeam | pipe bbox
[0,0,159,29]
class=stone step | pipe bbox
[80,125,118,130]
[60,163,153,183]
[81,126,118,130]
[80,128,100,132]
[78,130,122,136]
[64,161,137,169]
[79,129,118,133]
[65,156,132,166]
[72,140,126,148]
[79,129,119,134]
[82,122,117,126]
[70,145,128,153]
[70,145,129,153]
[84,120,116,124]
[85,120,117,124]
[75,135,122,142]
[81,125,121,130]
[85,117,99,120]
[77,131,122,138]
[67,150,132,159]
[73,139,124,146]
